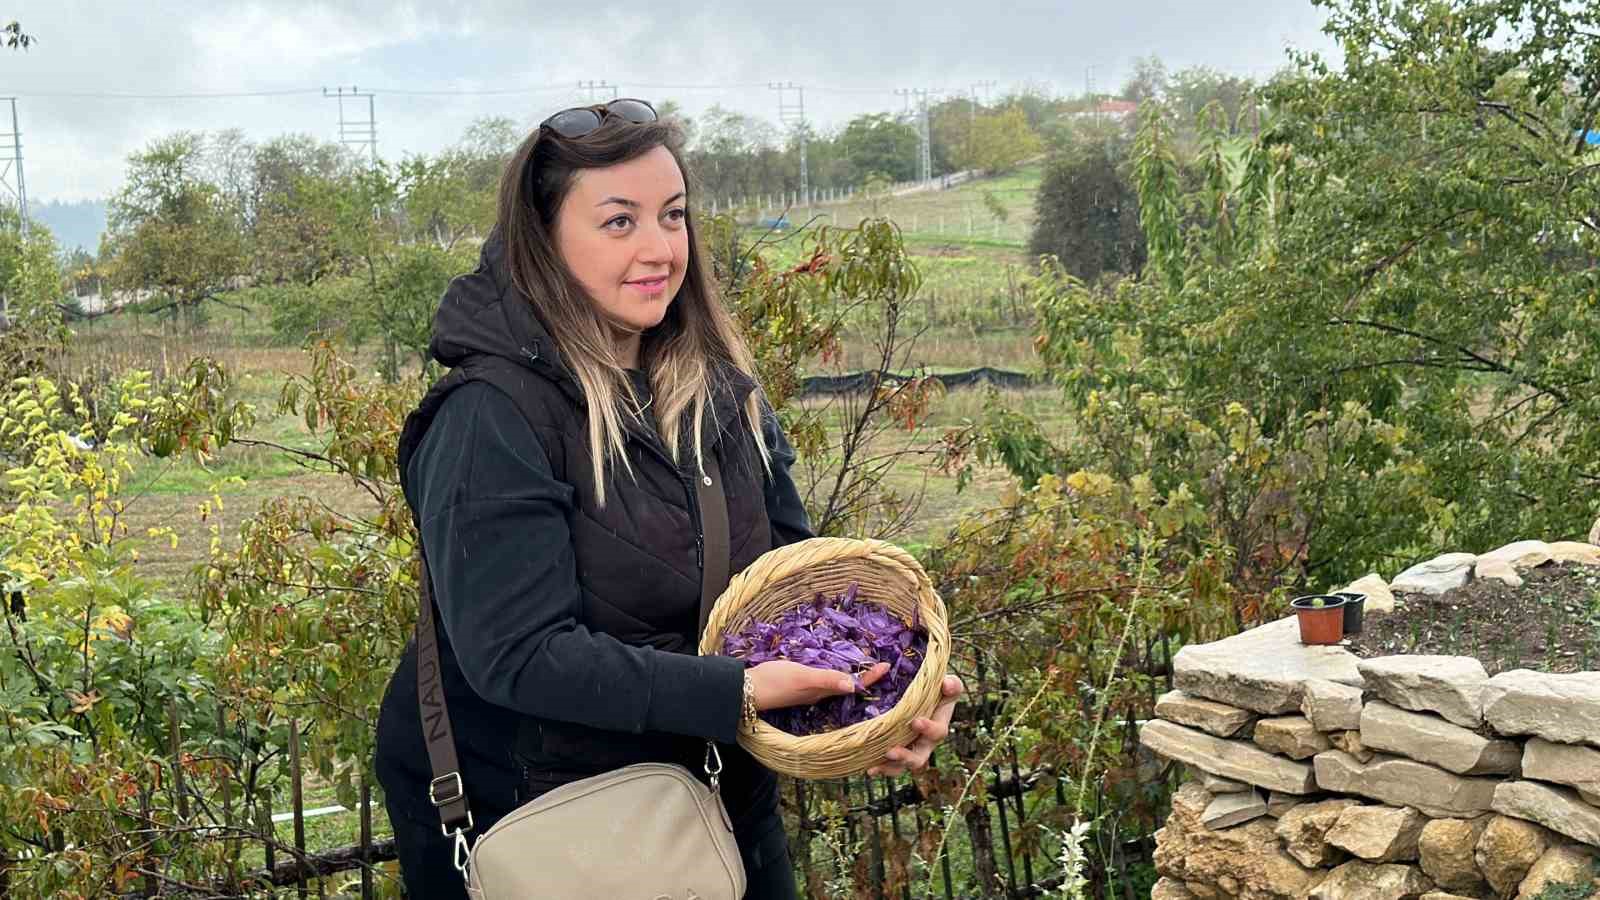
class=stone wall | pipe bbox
[1139,541,1600,900]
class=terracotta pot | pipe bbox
[1291,594,1348,645]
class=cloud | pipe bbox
[9,0,1339,202]
[188,5,432,77]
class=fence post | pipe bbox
[1002,669,1036,889]
[217,704,236,882]
[261,792,275,879]
[218,706,232,830]
[861,776,886,900]
[792,780,815,895]
[167,697,189,821]
[962,665,1004,896]
[838,779,857,886]
[139,785,156,898]
[290,718,308,899]
[979,665,1018,896]
[926,750,955,900]
[360,776,374,900]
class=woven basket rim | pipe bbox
[699,537,951,779]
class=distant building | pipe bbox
[1095,100,1140,119]
[1069,100,1140,124]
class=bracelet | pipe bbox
[740,670,760,729]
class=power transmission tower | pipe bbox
[971,80,998,109]
[0,97,29,237]
[578,80,619,103]
[896,88,934,184]
[323,86,377,166]
[768,82,807,204]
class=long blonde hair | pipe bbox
[497,109,770,506]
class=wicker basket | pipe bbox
[698,537,950,780]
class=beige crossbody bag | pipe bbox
[416,452,748,899]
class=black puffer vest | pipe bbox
[377,234,779,828]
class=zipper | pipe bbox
[623,417,706,576]
[518,339,714,617]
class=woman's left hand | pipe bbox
[866,674,965,777]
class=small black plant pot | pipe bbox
[1335,591,1366,635]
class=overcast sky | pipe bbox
[9,1,1340,203]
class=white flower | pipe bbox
[1053,818,1094,900]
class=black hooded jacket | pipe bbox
[374,233,813,837]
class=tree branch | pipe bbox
[1327,317,1570,405]
[1341,209,1476,313]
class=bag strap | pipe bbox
[415,446,736,850]
[416,555,474,839]
[696,449,731,641]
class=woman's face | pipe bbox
[553,145,690,346]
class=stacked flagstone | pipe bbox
[1140,540,1600,899]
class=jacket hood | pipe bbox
[429,231,575,396]
[426,230,757,439]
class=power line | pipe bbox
[10,88,323,100]
[360,85,572,97]
[7,81,908,102]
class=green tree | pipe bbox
[455,115,519,198]
[968,106,1044,175]
[103,133,248,329]
[1014,0,1600,586]
[398,150,494,251]
[929,95,980,174]
[1120,55,1170,104]
[654,100,697,147]
[252,133,351,206]
[0,210,67,378]
[248,135,356,287]
[1028,134,1146,282]
[834,113,920,183]
[251,160,476,379]
[1168,66,1258,133]
[689,105,785,200]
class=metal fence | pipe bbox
[127,652,1168,898]
[785,658,1168,900]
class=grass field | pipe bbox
[791,162,1044,251]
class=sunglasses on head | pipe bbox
[539,98,658,139]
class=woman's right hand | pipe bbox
[746,660,891,711]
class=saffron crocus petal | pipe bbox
[722,581,928,735]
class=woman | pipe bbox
[374,99,964,899]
